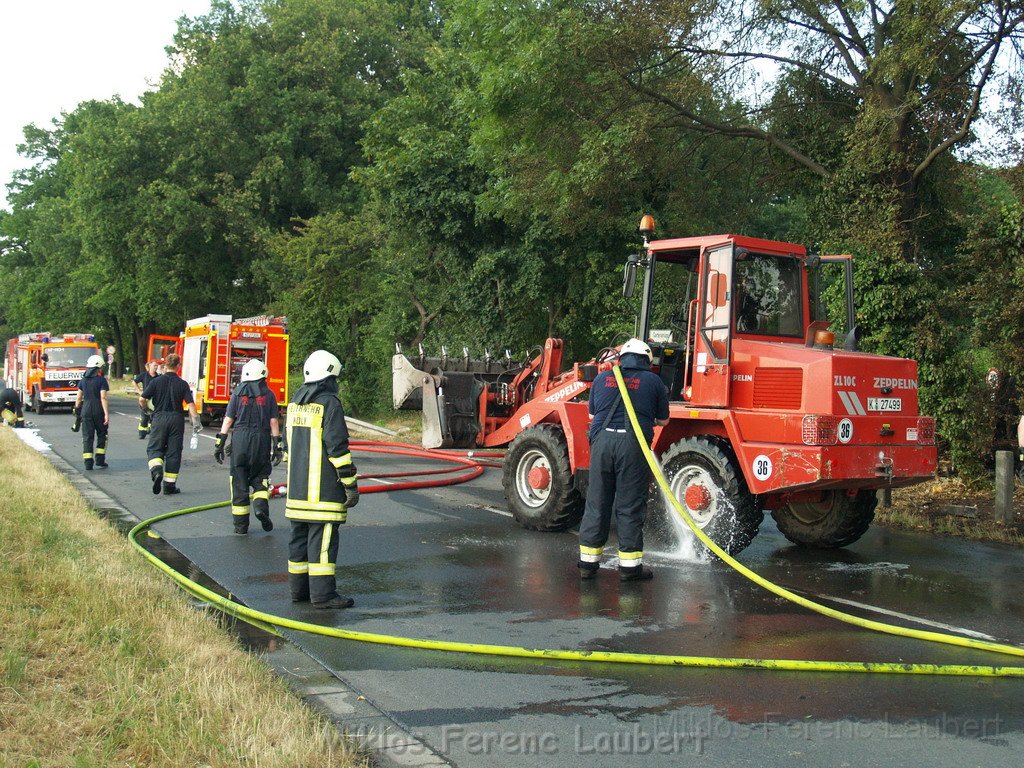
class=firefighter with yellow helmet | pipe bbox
[285,350,359,609]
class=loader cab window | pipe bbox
[809,258,853,338]
[648,250,699,400]
[648,251,699,342]
[733,253,803,337]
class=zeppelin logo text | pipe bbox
[873,377,917,390]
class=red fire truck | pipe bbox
[4,332,101,413]
[148,315,289,425]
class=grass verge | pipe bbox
[0,427,366,767]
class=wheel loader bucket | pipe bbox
[392,354,445,448]
[392,349,516,450]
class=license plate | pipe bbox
[868,397,901,412]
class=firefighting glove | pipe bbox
[272,436,285,466]
[344,482,360,509]
[192,421,202,434]
[213,433,228,465]
[71,406,82,433]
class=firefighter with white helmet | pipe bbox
[284,349,359,609]
[213,358,283,534]
[74,354,110,470]
[578,338,669,581]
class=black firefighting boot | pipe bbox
[578,561,599,580]
[619,564,654,582]
[233,519,249,535]
[312,595,355,610]
[254,511,273,532]
[84,458,94,471]
[162,482,180,495]
[151,466,164,494]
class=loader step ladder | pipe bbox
[212,330,231,401]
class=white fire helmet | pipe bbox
[619,338,653,363]
[241,358,269,382]
[86,354,105,368]
[303,350,342,383]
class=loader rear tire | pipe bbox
[771,490,877,548]
[659,437,764,555]
[503,424,583,532]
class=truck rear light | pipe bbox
[802,414,838,445]
[917,417,935,445]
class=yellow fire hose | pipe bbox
[126,370,1024,677]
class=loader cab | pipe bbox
[631,228,853,407]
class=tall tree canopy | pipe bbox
[1,0,1021,473]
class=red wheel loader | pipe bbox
[393,218,937,553]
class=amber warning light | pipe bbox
[639,214,656,240]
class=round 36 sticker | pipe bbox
[837,418,854,444]
[752,454,773,481]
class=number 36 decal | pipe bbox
[752,454,773,481]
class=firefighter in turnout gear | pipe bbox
[1,387,26,428]
[140,353,199,495]
[134,360,159,439]
[285,350,359,609]
[214,358,283,534]
[74,355,110,470]
[578,338,669,582]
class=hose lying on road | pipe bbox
[128,421,1024,678]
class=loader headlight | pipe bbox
[802,414,839,446]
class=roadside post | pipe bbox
[995,450,1014,524]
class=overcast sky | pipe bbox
[0,0,213,210]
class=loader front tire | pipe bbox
[659,437,764,555]
[503,424,583,532]
[771,490,877,548]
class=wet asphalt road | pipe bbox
[22,402,1024,767]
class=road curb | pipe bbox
[36,440,450,768]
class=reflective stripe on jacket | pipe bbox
[285,392,356,523]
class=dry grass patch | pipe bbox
[878,478,1024,546]
[0,427,367,768]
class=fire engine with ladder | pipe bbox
[4,332,101,413]
[148,315,289,426]
[393,217,938,553]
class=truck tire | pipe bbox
[771,490,877,548]
[660,437,764,555]
[32,389,47,414]
[503,424,584,531]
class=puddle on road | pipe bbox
[826,560,911,573]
